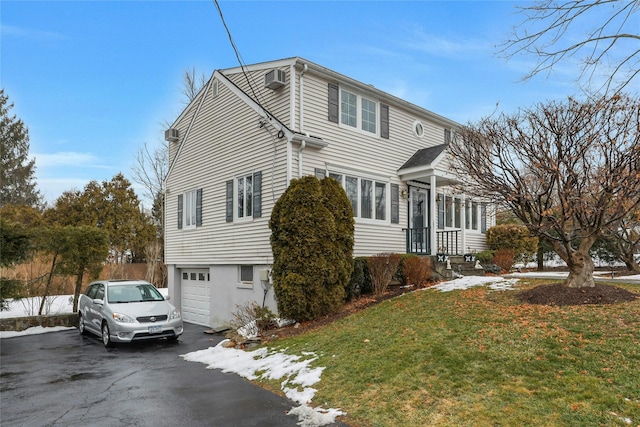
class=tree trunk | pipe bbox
[563,249,596,288]
[621,257,640,273]
[73,269,84,313]
[39,253,58,315]
[536,247,545,271]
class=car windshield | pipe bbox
[108,284,164,303]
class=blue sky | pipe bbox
[0,1,615,206]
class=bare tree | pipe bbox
[449,94,640,288]
[130,68,207,284]
[602,210,640,271]
[181,67,208,105]
[501,0,640,94]
[131,141,168,206]
[131,67,206,206]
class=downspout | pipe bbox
[286,136,292,184]
[287,64,296,185]
[298,140,306,178]
[300,63,307,134]
[298,63,309,178]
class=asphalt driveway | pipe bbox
[0,323,349,427]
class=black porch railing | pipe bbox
[404,227,431,254]
[403,228,461,255]
[436,230,460,255]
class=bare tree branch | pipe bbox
[500,0,640,94]
[181,68,207,104]
[449,94,640,287]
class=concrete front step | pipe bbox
[433,255,486,279]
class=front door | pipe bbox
[410,188,430,253]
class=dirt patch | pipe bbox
[517,283,639,306]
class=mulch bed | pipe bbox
[517,283,639,306]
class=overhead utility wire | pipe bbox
[212,0,268,111]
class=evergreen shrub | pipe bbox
[269,176,354,321]
[476,250,495,264]
[348,257,371,297]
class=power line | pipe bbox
[212,0,266,109]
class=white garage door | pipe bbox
[181,269,210,326]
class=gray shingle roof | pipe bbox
[399,143,448,170]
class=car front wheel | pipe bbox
[101,322,114,348]
[78,313,88,336]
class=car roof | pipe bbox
[90,280,152,287]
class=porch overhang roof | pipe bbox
[398,144,459,186]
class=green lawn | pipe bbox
[262,279,640,427]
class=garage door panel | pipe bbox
[181,269,210,326]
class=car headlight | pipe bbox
[170,308,181,320]
[112,312,134,323]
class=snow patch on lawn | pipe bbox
[431,276,519,292]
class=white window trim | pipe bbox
[237,265,254,289]
[463,198,489,233]
[234,172,254,222]
[413,120,424,138]
[183,189,197,230]
[338,86,379,137]
[328,169,390,225]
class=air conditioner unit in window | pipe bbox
[264,69,286,90]
[165,128,179,142]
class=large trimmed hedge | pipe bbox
[269,176,354,321]
[486,223,538,264]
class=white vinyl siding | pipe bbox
[299,72,453,255]
[166,61,488,263]
[165,68,289,266]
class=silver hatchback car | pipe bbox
[78,280,183,347]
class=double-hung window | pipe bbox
[328,84,389,138]
[237,174,253,219]
[361,98,377,133]
[184,190,197,228]
[340,88,377,135]
[226,171,262,222]
[177,188,202,229]
[341,90,357,128]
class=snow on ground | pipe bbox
[0,294,75,319]
[0,325,76,339]
[181,341,345,427]
[509,272,640,282]
[431,276,520,292]
[3,276,638,425]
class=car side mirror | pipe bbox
[164,295,170,301]
[92,298,104,305]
